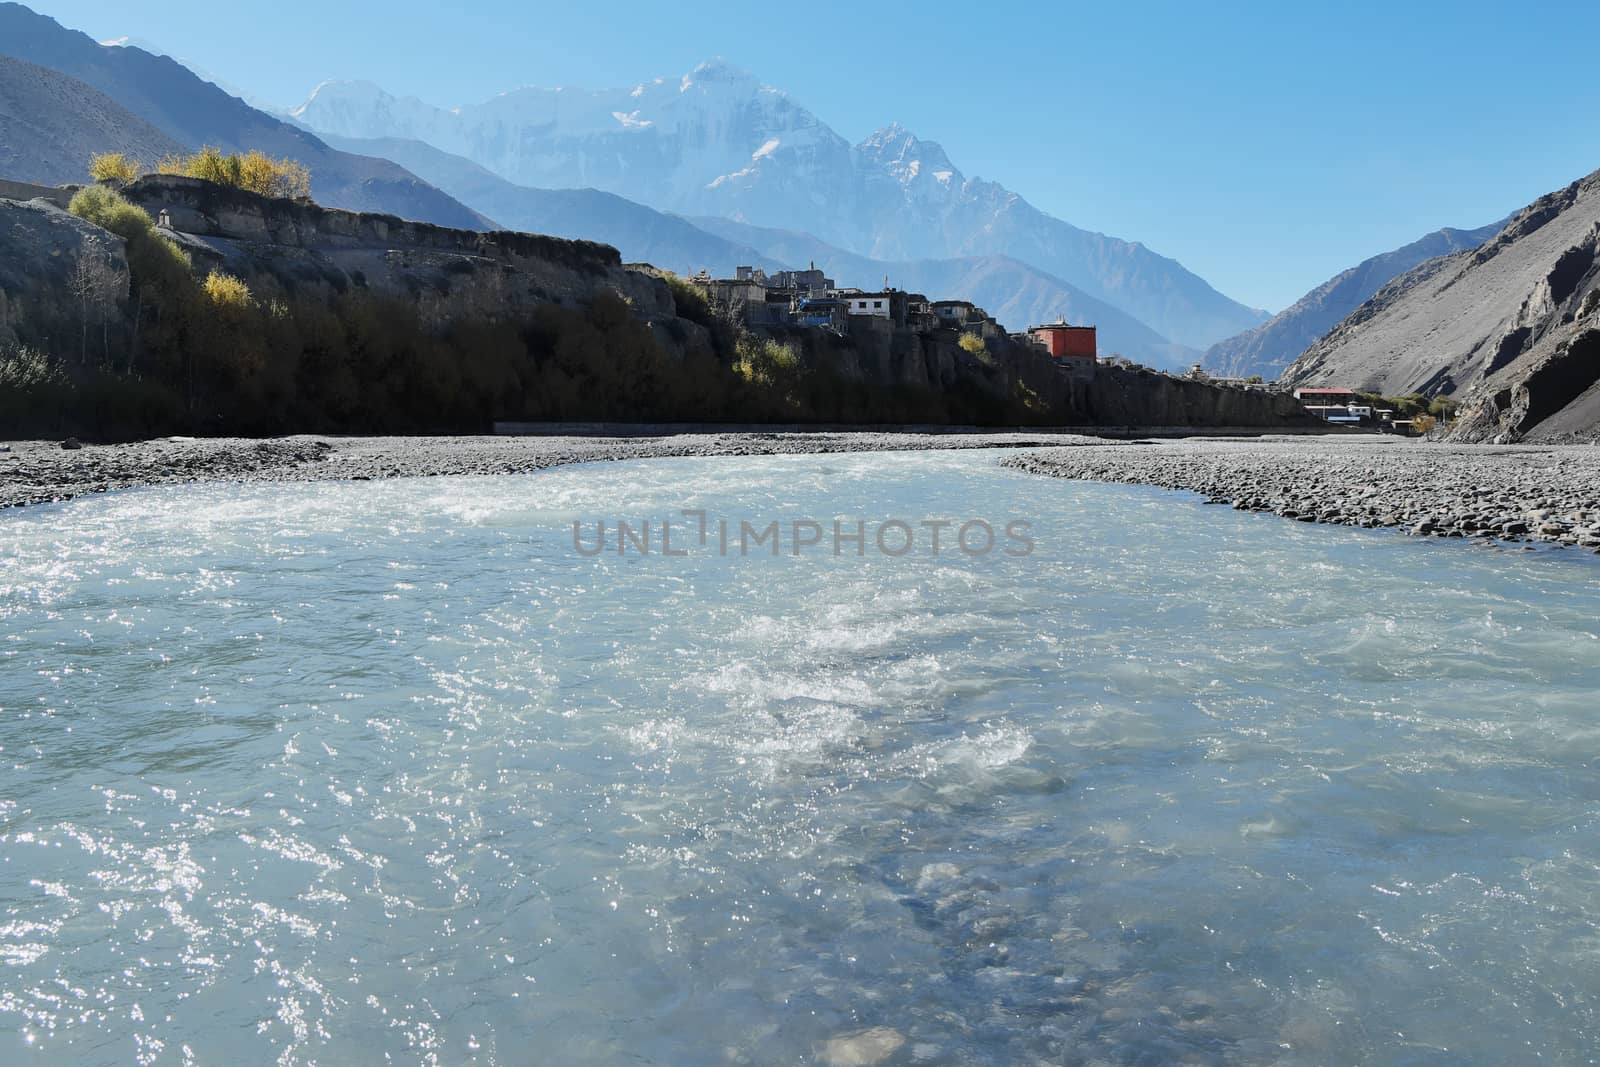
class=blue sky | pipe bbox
[27,0,1600,312]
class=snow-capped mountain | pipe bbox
[294,61,1267,348]
[294,62,860,237]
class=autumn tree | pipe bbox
[89,152,141,183]
[958,331,993,364]
[157,147,311,199]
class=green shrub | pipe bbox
[68,185,155,241]
[663,272,715,327]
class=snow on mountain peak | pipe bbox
[690,58,750,80]
[856,124,961,192]
[681,58,758,93]
[292,79,389,118]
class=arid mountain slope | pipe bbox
[0,55,185,185]
[314,133,780,277]
[0,2,492,229]
[1285,168,1600,440]
[1203,220,1504,380]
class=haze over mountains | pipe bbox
[0,2,491,228]
[292,63,1270,352]
[318,130,1185,363]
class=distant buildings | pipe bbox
[1293,387,1358,407]
[1294,387,1364,424]
[1294,386,1423,430]
[687,266,1100,379]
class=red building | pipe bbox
[1032,320,1098,360]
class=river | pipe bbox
[2,451,1598,1064]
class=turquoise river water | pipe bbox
[2,450,1599,1065]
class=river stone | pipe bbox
[818,1027,906,1067]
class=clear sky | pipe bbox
[24,0,1600,312]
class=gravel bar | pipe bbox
[0,430,1107,511]
[1004,434,1600,551]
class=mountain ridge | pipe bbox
[316,132,785,276]
[1284,166,1600,440]
[1202,220,1506,380]
[0,2,494,229]
[0,54,186,186]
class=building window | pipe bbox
[874,301,883,309]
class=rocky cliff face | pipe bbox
[0,195,129,351]
[6,175,1314,434]
[120,175,678,325]
[1077,367,1314,428]
[1202,220,1504,381]
[768,316,1313,430]
[1284,167,1600,441]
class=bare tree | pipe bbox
[67,241,121,367]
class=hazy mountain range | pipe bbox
[0,2,491,228]
[319,131,1185,363]
[292,63,1270,352]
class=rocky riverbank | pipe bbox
[1004,435,1600,550]
[9,433,1600,555]
[0,430,1108,511]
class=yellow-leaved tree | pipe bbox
[88,152,141,183]
[203,270,253,311]
[156,147,311,200]
[959,331,993,364]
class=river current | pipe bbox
[2,450,1598,1064]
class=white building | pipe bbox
[844,292,893,318]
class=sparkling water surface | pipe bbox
[2,450,1599,1065]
